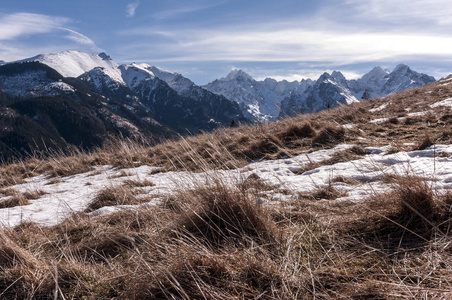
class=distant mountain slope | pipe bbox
[204,69,313,121]
[205,66,435,120]
[0,62,174,160]
[0,51,249,159]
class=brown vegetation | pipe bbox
[2,79,452,298]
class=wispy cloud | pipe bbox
[0,12,101,61]
[61,28,102,52]
[152,1,227,20]
[0,13,70,40]
[346,0,452,26]
[126,1,140,18]
[120,26,452,65]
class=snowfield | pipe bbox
[1,143,451,227]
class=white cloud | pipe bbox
[152,1,227,20]
[122,27,452,65]
[0,13,70,40]
[346,0,452,25]
[61,28,103,52]
[0,12,101,61]
[126,2,140,18]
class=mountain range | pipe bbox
[0,50,436,159]
[204,65,435,120]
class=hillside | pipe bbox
[1,78,452,298]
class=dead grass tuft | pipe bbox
[85,185,147,212]
[0,231,38,268]
[312,184,348,200]
[312,126,346,146]
[175,184,278,247]
[278,123,316,144]
[414,135,433,150]
[392,176,436,228]
[243,136,282,160]
[0,196,30,209]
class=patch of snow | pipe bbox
[2,144,452,227]
[370,118,389,124]
[430,98,452,108]
[342,124,355,129]
[369,102,389,112]
[407,111,430,117]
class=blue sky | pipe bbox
[1,0,452,84]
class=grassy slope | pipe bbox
[1,78,452,298]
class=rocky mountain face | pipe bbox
[0,50,437,159]
[0,52,246,160]
[0,61,176,160]
[204,69,313,121]
[205,65,436,119]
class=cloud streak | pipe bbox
[152,1,227,20]
[346,0,452,26]
[0,12,101,61]
[61,28,102,52]
[126,2,140,18]
[0,13,70,40]
[120,26,452,65]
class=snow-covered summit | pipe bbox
[18,51,119,78]
[224,69,254,82]
[134,64,196,94]
[360,66,390,83]
[204,69,308,121]
[118,64,156,90]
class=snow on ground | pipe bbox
[369,102,389,112]
[1,144,452,227]
[370,117,389,124]
[407,111,430,117]
[430,97,452,108]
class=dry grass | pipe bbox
[173,183,278,247]
[85,184,149,212]
[0,196,30,208]
[1,173,452,298]
[2,79,452,298]
[0,188,45,208]
[312,183,348,200]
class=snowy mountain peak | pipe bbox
[331,71,346,82]
[18,50,119,78]
[393,64,411,75]
[98,52,112,61]
[362,66,390,82]
[318,72,332,81]
[225,69,254,81]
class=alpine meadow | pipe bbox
[2,0,452,299]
